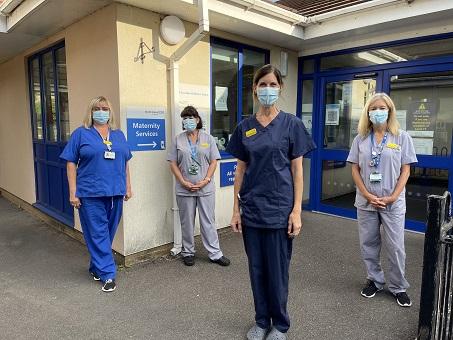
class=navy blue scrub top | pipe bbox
[60,126,132,198]
[226,111,316,229]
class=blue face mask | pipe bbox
[183,117,197,131]
[257,87,279,107]
[92,110,110,125]
[369,109,389,125]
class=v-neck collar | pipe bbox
[253,110,282,130]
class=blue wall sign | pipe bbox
[220,161,237,187]
[127,118,166,151]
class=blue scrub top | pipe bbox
[226,111,316,229]
[60,126,132,198]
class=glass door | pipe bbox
[384,64,453,231]
[314,73,382,217]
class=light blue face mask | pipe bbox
[183,117,197,131]
[257,86,279,107]
[92,110,110,125]
[369,109,389,125]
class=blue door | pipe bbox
[312,72,383,218]
[29,43,74,226]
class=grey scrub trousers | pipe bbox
[167,130,223,260]
[347,129,417,294]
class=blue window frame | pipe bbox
[297,33,453,232]
[210,37,270,158]
[28,41,73,226]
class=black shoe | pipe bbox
[183,256,195,266]
[394,292,412,307]
[210,256,231,267]
[102,279,116,292]
[90,271,100,281]
[361,280,382,298]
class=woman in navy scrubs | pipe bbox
[60,96,132,293]
[227,65,315,340]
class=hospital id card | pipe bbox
[104,151,116,160]
[369,172,382,182]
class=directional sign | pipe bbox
[127,118,166,151]
[220,161,237,187]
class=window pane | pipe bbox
[406,166,449,222]
[211,45,238,151]
[31,58,43,139]
[301,79,313,135]
[56,47,69,142]
[390,71,453,155]
[303,158,311,205]
[242,49,266,120]
[303,59,314,74]
[43,52,57,142]
[324,78,376,149]
[321,160,355,210]
[320,37,453,71]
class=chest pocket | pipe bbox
[273,135,290,170]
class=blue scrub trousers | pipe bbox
[242,226,293,333]
[78,196,124,282]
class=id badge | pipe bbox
[369,172,382,183]
[104,151,116,160]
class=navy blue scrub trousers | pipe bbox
[242,226,293,333]
[78,196,124,282]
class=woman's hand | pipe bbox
[69,194,81,209]
[192,178,210,191]
[366,193,386,209]
[182,180,195,191]
[230,211,242,233]
[376,195,395,207]
[124,189,133,201]
[288,210,302,238]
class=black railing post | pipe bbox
[417,192,452,340]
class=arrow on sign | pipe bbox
[137,141,157,148]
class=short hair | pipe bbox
[252,64,284,102]
[357,92,400,137]
[181,105,203,130]
[82,96,117,129]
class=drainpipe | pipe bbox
[169,0,209,256]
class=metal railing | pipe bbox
[417,191,453,340]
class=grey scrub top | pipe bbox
[167,130,221,196]
[347,129,417,212]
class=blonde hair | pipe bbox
[82,96,117,129]
[357,92,400,137]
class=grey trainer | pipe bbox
[247,325,268,340]
[266,327,287,340]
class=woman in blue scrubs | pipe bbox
[227,65,315,340]
[60,96,132,293]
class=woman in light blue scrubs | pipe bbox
[227,65,315,340]
[60,96,132,293]
[347,93,417,307]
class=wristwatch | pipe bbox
[205,177,211,182]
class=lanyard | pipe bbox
[369,131,388,168]
[94,127,112,151]
[187,136,201,166]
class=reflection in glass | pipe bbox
[43,52,57,142]
[242,49,265,120]
[303,59,314,74]
[301,79,313,135]
[324,78,376,149]
[31,58,43,139]
[406,166,449,222]
[321,160,355,210]
[211,45,238,152]
[56,47,69,142]
[390,71,453,156]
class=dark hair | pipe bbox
[181,105,203,130]
[252,64,284,101]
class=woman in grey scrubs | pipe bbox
[347,93,417,307]
[167,106,230,267]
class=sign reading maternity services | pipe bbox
[220,161,237,187]
[126,107,166,151]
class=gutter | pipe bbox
[0,0,24,14]
[169,0,209,256]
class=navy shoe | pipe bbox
[102,279,116,292]
[90,271,100,281]
[183,256,195,266]
[210,256,231,267]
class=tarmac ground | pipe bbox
[0,196,425,339]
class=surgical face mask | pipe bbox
[183,117,197,131]
[92,110,110,125]
[257,86,279,107]
[369,109,389,125]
